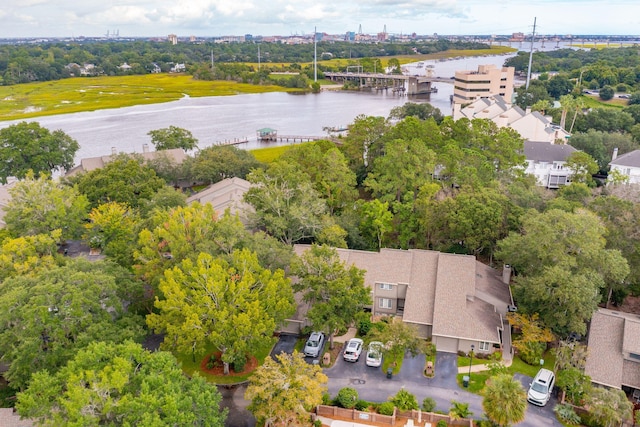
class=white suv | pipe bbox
[303,332,325,358]
[343,338,364,362]
[527,368,555,406]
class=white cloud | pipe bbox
[0,0,638,37]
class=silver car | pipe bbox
[303,332,325,358]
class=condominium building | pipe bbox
[452,64,515,104]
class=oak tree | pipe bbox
[0,122,79,183]
[16,341,227,427]
[147,249,295,374]
[148,125,198,151]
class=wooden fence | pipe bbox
[316,405,473,426]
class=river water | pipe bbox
[0,41,602,161]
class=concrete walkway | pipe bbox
[456,357,513,374]
[333,327,357,342]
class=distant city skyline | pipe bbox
[1,0,639,39]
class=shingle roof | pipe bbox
[584,309,640,389]
[293,245,508,344]
[66,148,188,177]
[186,177,253,219]
[610,149,640,168]
[0,409,33,427]
[524,141,577,162]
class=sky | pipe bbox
[1,0,639,39]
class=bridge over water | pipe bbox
[324,72,453,95]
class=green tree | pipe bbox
[16,341,227,427]
[367,320,424,362]
[245,351,327,427]
[482,374,527,426]
[364,136,436,203]
[585,387,633,427]
[245,161,328,245]
[556,367,591,405]
[497,209,629,335]
[147,125,198,151]
[340,115,390,177]
[565,151,599,185]
[3,172,89,240]
[184,145,261,185]
[449,400,473,420]
[0,122,79,183]
[84,201,139,267]
[70,154,166,209]
[388,102,444,123]
[0,259,145,390]
[292,245,370,349]
[147,249,295,374]
[357,199,393,250]
[599,85,615,101]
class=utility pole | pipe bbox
[525,17,537,90]
[314,26,317,82]
[258,45,261,71]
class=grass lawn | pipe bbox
[381,351,404,375]
[456,371,491,393]
[0,74,301,122]
[456,350,557,394]
[457,355,490,367]
[250,144,295,163]
[174,338,275,385]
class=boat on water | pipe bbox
[416,62,424,68]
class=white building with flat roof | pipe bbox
[453,64,515,104]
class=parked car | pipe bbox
[527,368,555,406]
[303,331,325,358]
[365,341,383,367]
[343,338,364,362]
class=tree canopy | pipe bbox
[0,122,79,184]
[147,125,199,151]
[147,249,295,373]
[16,340,227,427]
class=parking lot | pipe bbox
[267,333,562,426]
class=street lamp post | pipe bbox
[468,344,475,378]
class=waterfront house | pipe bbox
[186,177,254,222]
[524,141,577,189]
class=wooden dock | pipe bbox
[276,135,323,143]
[214,137,249,146]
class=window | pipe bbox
[630,353,640,361]
[378,283,393,290]
[479,341,490,351]
[379,298,392,309]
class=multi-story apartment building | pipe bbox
[452,64,515,104]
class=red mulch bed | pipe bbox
[199,352,258,376]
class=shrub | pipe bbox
[336,387,359,409]
[357,318,372,336]
[232,355,246,373]
[378,401,395,416]
[422,397,436,412]
[600,85,615,101]
[554,403,581,425]
[322,392,332,405]
[355,400,369,411]
[437,421,448,427]
[518,341,546,366]
[205,355,215,370]
[313,420,323,427]
[424,343,436,358]
[389,388,418,411]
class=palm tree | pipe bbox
[482,374,527,426]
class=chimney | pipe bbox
[525,107,531,115]
[502,264,512,285]
[612,147,619,162]
[111,147,117,155]
[142,143,149,153]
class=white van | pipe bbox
[527,368,555,406]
